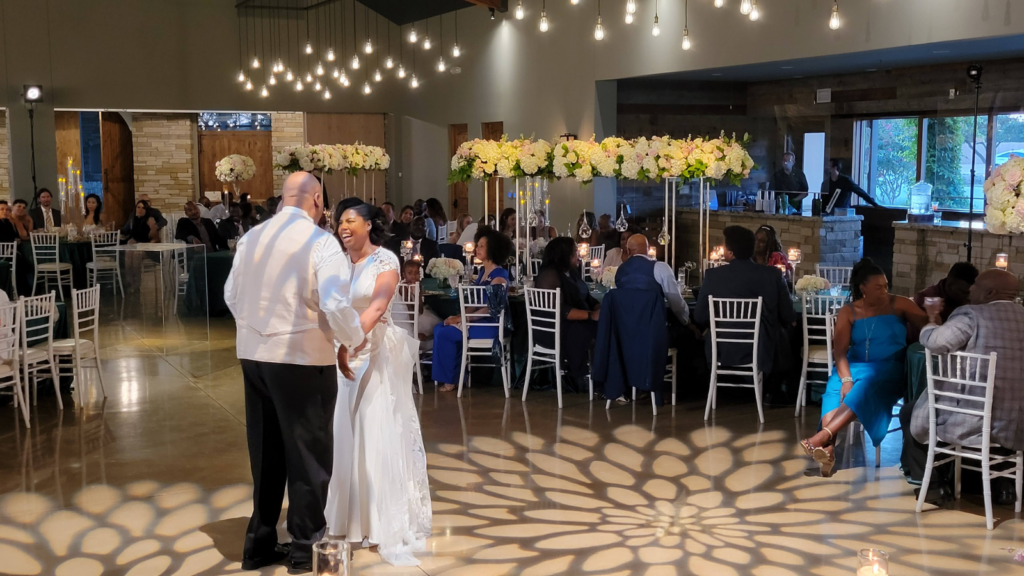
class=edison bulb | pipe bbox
[740,0,752,15]
[749,2,760,21]
[342,75,350,87]
[626,0,636,13]
[332,67,340,78]
[409,28,418,43]
[652,16,660,36]
[251,56,260,69]
[829,3,840,29]
[570,0,579,5]
[244,79,253,90]
[305,72,313,83]
[437,57,446,72]
[515,1,524,20]
[237,70,246,82]
[385,55,394,68]
[327,48,335,62]
[364,39,373,54]
[314,80,322,91]
[423,36,431,50]
[374,69,382,82]
[539,12,549,32]
[323,88,331,100]
[682,30,691,50]
[305,41,313,54]
[625,12,633,24]
[397,65,406,78]
[260,85,268,97]
[285,69,294,81]
[351,55,360,69]
[295,79,303,91]
[452,44,461,57]
[410,74,419,88]
[714,0,725,6]
[594,16,604,40]
[268,75,277,85]
[316,62,325,76]
[339,71,349,85]
[363,81,372,95]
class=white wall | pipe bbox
[396,116,449,211]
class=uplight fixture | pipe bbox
[515,1,524,20]
[829,1,841,30]
[749,0,759,21]
[740,0,752,15]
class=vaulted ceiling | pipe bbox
[235,0,505,27]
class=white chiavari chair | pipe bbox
[531,259,542,277]
[394,282,426,394]
[795,294,848,417]
[53,286,105,407]
[582,245,606,282]
[0,242,17,298]
[20,292,61,410]
[816,264,853,290]
[705,297,765,423]
[0,300,27,427]
[620,350,678,416]
[86,231,124,297]
[456,285,511,399]
[30,232,73,301]
[521,287,592,409]
[172,242,189,313]
[916,350,1022,530]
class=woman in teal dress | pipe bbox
[800,258,928,476]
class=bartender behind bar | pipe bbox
[771,151,809,213]
[820,158,881,214]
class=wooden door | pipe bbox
[481,121,504,221]
[449,123,468,218]
[305,113,387,208]
[54,111,82,175]
[197,131,274,201]
[100,112,135,229]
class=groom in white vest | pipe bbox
[225,172,364,572]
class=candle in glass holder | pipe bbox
[648,247,657,259]
[412,254,423,262]
[313,539,350,576]
[996,253,1009,270]
[578,243,590,258]
[787,247,802,264]
[464,242,474,254]
[856,549,889,575]
[775,263,787,275]
[402,240,413,251]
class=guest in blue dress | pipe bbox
[801,258,928,477]
[432,227,514,392]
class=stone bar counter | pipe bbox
[892,220,1016,296]
[673,208,863,278]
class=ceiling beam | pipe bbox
[465,0,506,12]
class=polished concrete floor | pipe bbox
[1,305,1023,575]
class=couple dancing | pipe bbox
[226,172,430,573]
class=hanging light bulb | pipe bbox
[540,11,549,32]
[749,0,759,21]
[285,69,294,81]
[740,0,752,15]
[305,41,313,54]
[397,64,407,78]
[351,54,360,69]
[268,75,278,86]
[410,74,419,88]
[323,88,332,100]
[326,48,335,62]
[374,68,382,82]
[627,0,636,13]
[245,78,253,91]
[570,0,579,5]
[260,84,269,97]
[409,27,418,43]
[682,28,691,50]
[423,36,431,50]
[332,67,340,78]
[342,75,351,87]
[364,39,373,54]
[594,16,604,40]
[295,79,303,91]
[339,70,349,85]
[305,72,314,83]
[363,81,372,95]
[829,1,841,30]
[452,43,461,57]
[385,55,394,68]
[515,1,524,20]
[437,57,446,72]
[625,12,633,24]
[314,80,322,91]
[237,70,246,82]
[316,62,325,76]
[251,56,260,69]
[652,14,660,36]
[715,0,725,6]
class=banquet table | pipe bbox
[900,342,929,482]
[18,239,94,295]
[184,250,234,317]
[0,260,13,299]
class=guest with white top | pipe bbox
[224,172,364,573]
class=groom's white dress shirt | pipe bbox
[225,206,363,365]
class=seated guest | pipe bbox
[499,208,517,238]
[198,197,213,218]
[533,210,557,240]
[912,269,1024,454]
[753,224,793,277]
[424,198,448,242]
[596,213,620,254]
[121,200,160,244]
[914,262,978,324]
[603,225,639,269]
[30,188,61,230]
[407,216,439,268]
[397,260,442,352]
[618,234,690,326]
[209,192,233,222]
[695,226,796,403]
[217,203,247,240]
[83,193,106,230]
[381,201,396,228]
[398,204,415,226]
[11,199,32,239]
[240,201,259,230]
[261,197,278,222]
[413,199,426,217]
[431,227,513,392]
[535,237,601,390]
[0,201,20,242]
[176,200,228,252]
[800,258,927,477]
[450,213,472,244]
[137,194,168,229]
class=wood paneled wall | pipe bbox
[54,111,82,176]
[197,131,274,201]
[100,112,135,228]
[448,123,468,219]
[305,113,387,207]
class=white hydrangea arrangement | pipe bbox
[600,266,618,289]
[215,155,256,183]
[795,275,832,294]
[426,257,464,280]
[275,143,390,176]
[449,136,553,184]
[984,154,1024,234]
[530,237,548,257]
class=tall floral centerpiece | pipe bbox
[984,154,1024,234]
[215,154,257,196]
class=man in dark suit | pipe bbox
[217,203,248,240]
[30,188,61,230]
[386,216,438,268]
[695,225,796,403]
[175,201,228,252]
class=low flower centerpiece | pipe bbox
[600,266,619,289]
[984,154,1024,234]
[215,154,257,195]
[426,257,464,289]
[795,275,832,295]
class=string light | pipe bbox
[453,11,461,57]
[682,0,691,50]
[398,64,406,78]
[295,79,303,91]
[316,61,325,76]
[269,74,278,85]
[682,29,691,49]
[749,0,759,21]
[386,55,394,68]
[453,43,461,57]
[740,0,752,15]
[351,54,360,69]
[364,38,373,54]
[314,80,322,91]
[625,12,633,24]
[652,0,660,36]
[515,0,524,20]
[594,0,604,40]
[237,70,246,82]
[339,70,349,85]
[627,0,636,14]
[285,69,294,81]
[409,25,418,43]
[829,1,841,30]
[423,35,431,50]
[332,67,340,78]
[251,56,260,68]
[305,41,313,54]
[326,48,335,61]
[305,72,314,83]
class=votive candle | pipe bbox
[464,242,474,254]
[857,549,889,576]
[579,242,590,258]
[787,247,802,263]
[402,240,413,251]
[648,247,657,259]
[996,253,1009,270]
[412,254,423,262]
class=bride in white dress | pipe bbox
[325,202,432,566]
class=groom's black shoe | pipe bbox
[288,559,313,574]
[241,542,290,570]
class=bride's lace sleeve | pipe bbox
[371,247,400,280]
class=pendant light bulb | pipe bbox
[326,48,335,62]
[363,81,372,95]
[740,0,752,15]
[268,75,277,86]
[332,67,340,78]
[570,0,579,5]
[749,0,759,21]
[625,12,633,24]
[423,36,431,50]
[339,70,348,85]
[452,43,461,57]
[437,57,446,72]
[714,0,724,7]
[397,64,406,78]
[364,39,373,54]
[385,55,394,68]
[314,80,322,91]
[285,69,294,81]
[540,12,549,32]
[652,15,660,36]
[323,88,331,100]
[627,0,636,13]
[410,74,419,88]
[237,70,246,82]
[682,28,691,50]
[295,79,303,91]
[260,85,268,97]
[409,27,418,43]
[594,16,604,40]
[829,2,841,30]
[351,55,360,69]
[515,1,524,20]
[251,56,260,69]
[316,62,325,76]
[244,79,253,91]
[304,41,313,54]
[374,69,382,82]
[305,72,314,83]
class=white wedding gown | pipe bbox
[325,247,432,566]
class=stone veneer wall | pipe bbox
[0,111,10,200]
[892,223,1021,297]
[674,209,863,279]
[271,112,304,193]
[132,113,196,213]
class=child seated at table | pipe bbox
[399,260,441,351]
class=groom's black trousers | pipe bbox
[241,360,337,564]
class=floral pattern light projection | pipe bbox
[1,420,1022,575]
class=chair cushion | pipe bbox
[52,339,95,355]
[36,262,72,271]
[86,261,118,270]
[468,338,495,348]
[18,348,49,363]
[807,345,831,362]
[0,362,14,377]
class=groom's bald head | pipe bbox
[281,172,323,221]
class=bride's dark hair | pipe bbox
[336,200,389,246]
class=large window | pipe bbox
[924,116,986,212]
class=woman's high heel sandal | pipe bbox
[813,427,836,477]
